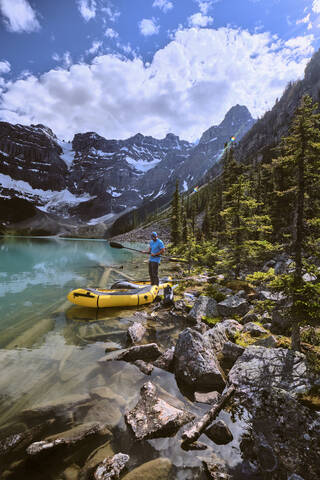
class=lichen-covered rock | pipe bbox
[219,319,243,340]
[125,382,194,440]
[116,343,162,363]
[27,422,110,455]
[228,346,312,394]
[188,296,219,324]
[254,335,278,348]
[94,453,129,480]
[127,322,146,345]
[174,328,226,392]
[242,322,268,337]
[203,324,228,354]
[242,311,260,324]
[205,420,233,445]
[121,458,172,480]
[153,347,174,372]
[217,296,249,317]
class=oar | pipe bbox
[109,241,188,263]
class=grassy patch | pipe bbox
[203,284,226,302]
[224,279,252,293]
[234,331,257,348]
[298,385,320,411]
[201,316,221,326]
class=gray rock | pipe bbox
[116,343,162,363]
[256,435,277,472]
[125,382,194,440]
[217,296,249,317]
[222,341,245,367]
[27,423,110,455]
[205,419,233,445]
[153,347,174,372]
[194,391,221,405]
[203,324,228,354]
[201,453,231,480]
[94,453,129,480]
[254,335,278,348]
[288,475,305,480]
[242,322,268,337]
[228,346,312,394]
[219,319,243,340]
[127,322,146,345]
[134,360,154,375]
[242,311,259,324]
[262,322,272,330]
[235,290,246,298]
[188,296,219,324]
[259,290,286,303]
[174,328,226,392]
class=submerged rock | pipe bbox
[174,328,226,391]
[94,453,129,480]
[205,420,234,445]
[217,296,250,317]
[228,346,312,394]
[27,422,111,456]
[121,458,172,480]
[63,464,81,480]
[134,360,154,375]
[201,453,231,480]
[127,322,146,345]
[20,393,91,422]
[125,381,194,440]
[81,441,114,480]
[188,296,219,324]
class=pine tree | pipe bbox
[170,180,182,244]
[271,95,320,350]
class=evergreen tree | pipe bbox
[170,180,182,244]
[271,95,320,350]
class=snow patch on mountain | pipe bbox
[58,140,75,168]
[125,156,161,172]
[87,213,115,225]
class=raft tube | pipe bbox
[67,284,160,308]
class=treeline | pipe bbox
[170,95,320,350]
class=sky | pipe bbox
[0,0,320,142]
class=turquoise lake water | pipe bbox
[0,237,252,480]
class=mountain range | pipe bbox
[0,104,255,236]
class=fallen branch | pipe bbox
[181,384,235,445]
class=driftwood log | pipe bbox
[181,384,235,445]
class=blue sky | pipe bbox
[0,0,319,141]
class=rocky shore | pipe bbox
[0,271,319,480]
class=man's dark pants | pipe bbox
[149,261,159,285]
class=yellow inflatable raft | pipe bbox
[68,284,164,309]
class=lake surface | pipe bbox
[0,237,252,480]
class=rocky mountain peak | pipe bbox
[220,104,253,128]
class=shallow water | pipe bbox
[0,237,253,479]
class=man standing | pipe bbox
[147,231,165,285]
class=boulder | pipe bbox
[219,319,243,340]
[121,458,172,480]
[80,441,114,480]
[188,296,219,324]
[116,343,162,363]
[153,347,174,372]
[228,346,312,394]
[201,453,231,480]
[194,391,221,405]
[217,296,249,317]
[203,324,228,354]
[242,322,268,337]
[127,322,146,345]
[94,453,129,480]
[254,335,278,348]
[174,328,226,392]
[134,360,154,375]
[27,422,110,456]
[125,382,194,440]
[221,341,245,368]
[205,419,233,445]
[241,311,259,324]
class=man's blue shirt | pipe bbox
[149,238,164,263]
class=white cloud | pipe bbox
[0,27,314,142]
[196,1,213,15]
[102,5,120,23]
[0,60,10,74]
[0,0,40,33]
[105,27,119,38]
[77,0,96,22]
[188,12,213,27]
[312,0,320,13]
[51,51,73,68]
[296,13,310,24]
[87,40,103,55]
[152,0,173,13]
[139,18,160,36]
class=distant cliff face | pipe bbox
[0,104,255,234]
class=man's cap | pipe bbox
[151,231,158,238]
